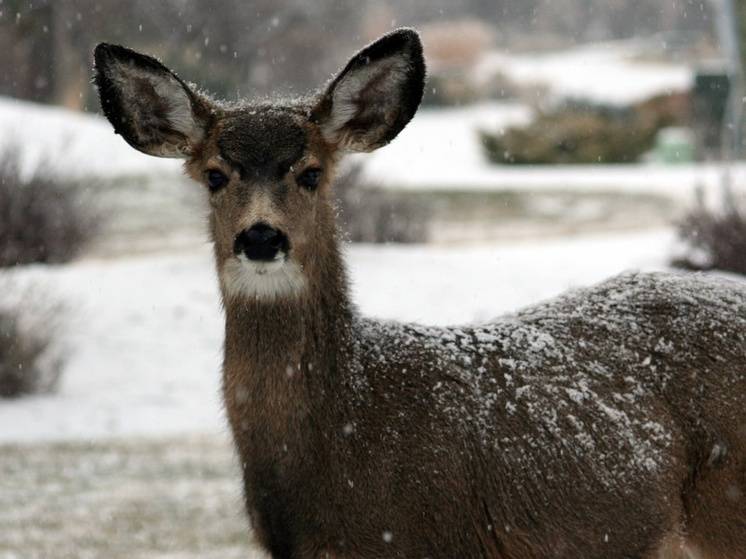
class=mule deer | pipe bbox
[94,29,746,559]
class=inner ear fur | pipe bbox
[94,43,214,158]
[311,28,426,153]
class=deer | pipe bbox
[93,29,746,559]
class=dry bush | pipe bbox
[0,145,100,267]
[334,164,430,244]
[481,71,522,102]
[422,73,481,107]
[0,286,66,398]
[673,190,746,276]
[480,108,658,165]
[481,95,684,165]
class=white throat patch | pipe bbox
[220,254,306,301]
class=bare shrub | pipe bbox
[673,189,746,276]
[0,144,100,267]
[334,164,430,244]
[0,285,66,398]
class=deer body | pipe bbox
[94,30,746,558]
[225,255,746,559]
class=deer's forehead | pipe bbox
[216,108,308,180]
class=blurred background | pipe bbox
[1,1,745,557]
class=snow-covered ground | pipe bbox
[0,436,258,559]
[358,102,744,203]
[0,229,674,443]
[0,97,181,179]
[474,40,694,107]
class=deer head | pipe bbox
[94,30,425,302]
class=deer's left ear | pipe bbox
[311,28,426,153]
[93,43,214,158]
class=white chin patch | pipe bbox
[220,254,306,301]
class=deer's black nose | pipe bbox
[234,223,289,262]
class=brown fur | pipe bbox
[94,30,746,559]
[214,226,746,559]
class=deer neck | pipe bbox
[221,226,352,456]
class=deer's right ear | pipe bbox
[93,43,213,158]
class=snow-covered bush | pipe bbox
[335,163,430,244]
[481,95,686,165]
[480,108,660,164]
[0,288,65,398]
[0,145,100,267]
[673,191,746,276]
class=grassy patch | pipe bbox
[385,188,677,241]
[0,436,264,559]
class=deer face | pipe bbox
[94,30,425,301]
[185,104,335,302]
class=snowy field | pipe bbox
[474,40,694,107]
[1,436,257,559]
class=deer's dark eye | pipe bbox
[297,168,322,191]
[206,169,228,191]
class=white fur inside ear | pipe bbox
[110,59,203,146]
[153,80,199,139]
[220,255,307,301]
[322,56,411,148]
